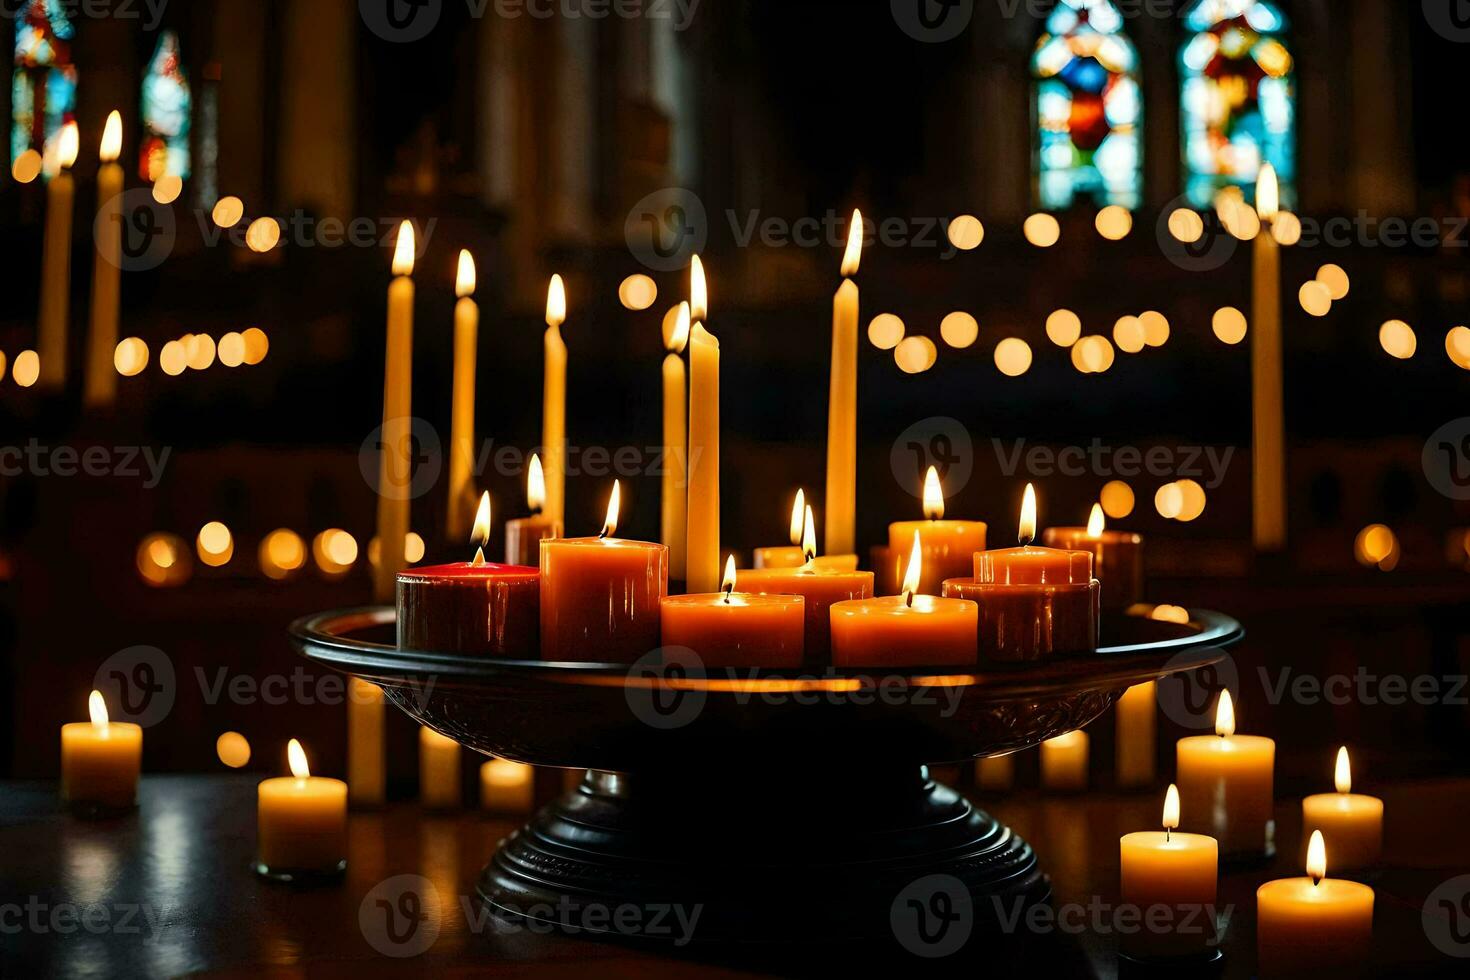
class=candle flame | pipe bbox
[802,504,817,563]
[922,466,945,521]
[1307,829,1327,884]
[1019,484,1037,546]
[1087,503,1105,539]
[287,738,311,779]
[789,489,806,545]
[690,255,708,323]
[901,529,923,603]
[100,111,122,163]
[527,455,546,513]
[1256,164,1280,221]
[1163,783,1180,831]
[57,121,79,170]
[456,250,476,298]
[722,554,737,602]
[471,492,492,565]
[392,221,416,276]
[601,481,621,538]
[841,209,864,277]
[88,690,109,729]
[664,302,691,354]
[1215,689,1236,738]
[1335,745,1352,794]
[546,274,566,328]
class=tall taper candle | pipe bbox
[686,257,720,593]
[542,275,568,527]
[661,303,690,579]
[824,211,862,557]
[1252,164,1285,552]
[38,120,79,390]
[446,250,479,540]
[84,111,124,407]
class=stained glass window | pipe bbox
[12,0,77,178]
[1180,0,1295,208]
[1032,0,1142,211]
[140,31,191,181]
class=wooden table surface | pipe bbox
[2,775,1467,978]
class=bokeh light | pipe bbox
[1354,524,1399,571]
[1299,281,1332,317]
[1379,320,1417,360]
[11,148,42,184]
[12,350,39,388]
[212,196,244,228]
[245,217,281,253]
[216,732,251,768]
[894,336,938,374]
[940,312,979,349]
[114,337,149,377]
[186,333,217,371]
[259,529,307,580]
[1270,211,1302,246]
[313,529,359,576]
[994,338,1033,377]
[1095,205,1133,241]
[1046,309,1082,347]
[1139,311,1170,347]
[196,521,234,567]
[1445,327,1470,370]
[1167,208,1204,244]
[218,332,246,367]
[1023,213,1061,248]
[1100,481,1135,519]
[617,274,658,311]
[241,327,269,365]
[947,215,984,251]
[152,174,183,205]
[1113,316,1145,354]
[137,533,191,587]
[1155,483,1184,520]
[868,314,905,350]
[1175,479,1207,522]
[1317,264,1350,300]
[1212,307,1248,344]
[159,340,187,376]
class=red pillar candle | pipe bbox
[1041,503,1144,610]
[540,481,668,663]
[661,556,805,667]
[398,494,539,656]
[829,531,978,668]
[504,454,563,566]
[887,466,987,597]
[942,484,1098,664]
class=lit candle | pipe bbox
[541,481,669,662]
[542,275,568,526]
[888,466,987,596]
[480,758,534,813]
[829,531,978,668]
[38,120,79,390]
[1252,164,1286,552]
[504,454,562,566]
[1115,680,1157,789]
[661,556,805,668]
[61,690,141,812]
[1175,691,1275,858]
[419,727,462,810]
[824,212,862,557]
[446,249,479,541]
[256,739,348,879]
[976,755,1014,792]
[1041,504,1144,610]
[399,493,540,656]
[84,111,124,407]
[1041,730,1089,792]
[753,491,858,571]
[942,485,1099,664]
[1301,746,1383,873]
[1257,831,1374,976]
[1119,785,1219,960]
[661,302,690,579]
[685,256,721,593]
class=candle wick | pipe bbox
[471,547,487,567]
[905,590,915,609]
[1311,874,1322,888]
[598,527,611,540]
[1019,533,1034,547]
[1165,828,1171,843]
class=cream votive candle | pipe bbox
[61,691,142,812]
[480,758,535,813]
[256,739,348,879]
[1119,785,1219,960]
[1257,830,1374,976]
[1041,730,1089,792]
[419,727,462,810]
[1301,746,1383,873]
[1175,691,1275,858]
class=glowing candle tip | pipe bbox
[287,738,311,779]
[922,466,945,521]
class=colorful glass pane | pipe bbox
[11,0,76,177]
[140,31,191,180]
[1180,0,1295,209]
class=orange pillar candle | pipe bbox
[1041,730,1089,792]
[61,691,142,811]
[540,481,668,663]
[1115,680,1158,789]
[542,275,568,527]
[1301,747,1383,873]
[943,484,1098,664]
[480,759,534,813]
[887,466,987,596]
[1119,785,1220,960]
[505,454,562,566]
[256,740,348,879]
[685,257,721,594]
[1257,831,1374,976]
[1041,504,1144,610]
[38,121,78,390]
[829,532,978,668]
[824,213,862,558]
[84,111,124,408]
[661,557,805,668]
[419,727,462,810]
[1175,691,1276,858]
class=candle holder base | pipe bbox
[253,859,347,884]
[1118,947,1224,978]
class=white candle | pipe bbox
[257,739,348,878]
[60,691,141,811]
[824,212,862,557]
[1257,831,1374,976]
[1041,730,1089,792]
[660,303,689,578]
[84,111,124,407]
[446,250,479,540]
[685,256,721,594]
[542,275,568,527]
[38,120,79,390]
[1116,681,1157,788]
[1118,786,1219,959]
[1300,747,1383,872]
[480,758,534,813]
[1252,164,1286,551]
[419,727,462,810]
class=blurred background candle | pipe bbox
[38,119,78,390]
[1253,164,1286,552]
[825,211,862,558]
[1042,504,1144,610]
[419,727,462,810]
[541,481,668,662]
[1301,746,1383,873]
[256,739,347,879]
[1115,681,1157,789]
[1119,785,1219,960]
[887,466,987,596]
[753,489,807,569]
[976,755,1014,792]
[686,256,721,594]
[84,110,123,408]
[661,302,690,580]
[61,691,141,811]
[446,249,479,541]
[480,758,533,813]
[1175,691,1276,858]
[1041,730,1089,792]
[662,557,805,667]
[1257,831,1374,976]
[504,454,561,566]
[542,274,567,527]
